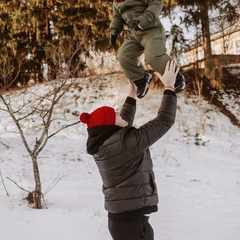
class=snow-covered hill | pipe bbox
[0,73,240,240]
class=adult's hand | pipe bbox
[128,80,137,99]
[154,61,179,90]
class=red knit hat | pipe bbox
[80,106,116,128]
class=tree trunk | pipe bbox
[32,157,42,209]
[199,1,214,77]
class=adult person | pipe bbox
[80,60,179,240]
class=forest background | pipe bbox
[0,0,239,89]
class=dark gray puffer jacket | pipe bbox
[87,91,177,214]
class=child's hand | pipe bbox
[154,61,179,89]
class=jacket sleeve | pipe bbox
[110,4,125,35]
[124,91,177,154]
[136,0,162,29]
[120,97,136,126]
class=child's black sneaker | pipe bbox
[134,73,153,98]
[174,72,186,93]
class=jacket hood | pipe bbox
[87,125,122,155]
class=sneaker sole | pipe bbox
[175,81,186,93]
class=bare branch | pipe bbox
[0,95,32,156]
[48,121,80,139]
[6,176,31,193]
[0,141,10,149]
[0,169,9,197]
[44,174,67,196]
[0,54,21,93]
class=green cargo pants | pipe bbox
[117,26,172,82]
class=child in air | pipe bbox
[110,0,185,98]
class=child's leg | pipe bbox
[143,27,172,75]
[117,37,145,82]
[143,27,186,93]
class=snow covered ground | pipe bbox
[0,73,239,240]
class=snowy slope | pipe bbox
[0,73,240,240]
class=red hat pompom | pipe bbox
[80,112,90,124]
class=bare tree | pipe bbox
[0,36,86,209]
